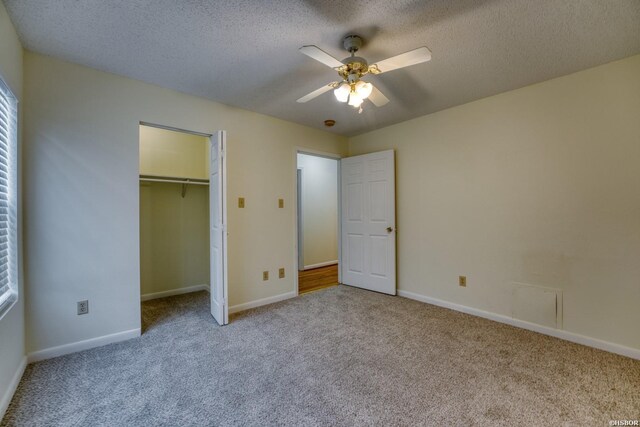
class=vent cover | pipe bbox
[512,283,563,329]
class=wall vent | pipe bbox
[511,282,563,329]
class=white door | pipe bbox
[340,150,396,295]
[210,131,228,325]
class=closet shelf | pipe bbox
[139,175,209,185]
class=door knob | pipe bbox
[386,227,393,233]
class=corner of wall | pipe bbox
[0,0,27,419]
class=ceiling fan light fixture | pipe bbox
[298,34,431,111]
[334,83,350,102]
[355,81,373,99]
[348,92,363,107]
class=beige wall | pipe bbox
[139,125,209,179]
[0,0,25,417]
[140,182,209,296]
[297,153,338,268]
[23,51,347,353]
[349,55,640,351]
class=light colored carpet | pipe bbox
[3,286,639,426]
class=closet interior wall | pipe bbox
[139,125,210,299]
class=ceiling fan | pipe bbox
[297,35,431,112]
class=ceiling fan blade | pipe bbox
[368,85,389,107]
[296,82,339,103]
[299,45,344,69]
[369,47,432,74]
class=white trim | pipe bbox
[303,260,339,270]
[398,290,640,360]
[0,292,18,323]
[0,356,26,420]
[337,159,342,285]
[27,328,141,363]
[221,131,229,324]
[140,284,210,301]
[296,147,343,160]
[139,121,213,138]
[229,291,296,314]
[297,167,304,271]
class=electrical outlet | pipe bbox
[459,276,467,287]
[263,271,269,281]
[77,300,89,315]
[279,268,285,278]
[278,198,284,208]
[238,197,245,208]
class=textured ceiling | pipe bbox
[4,0,640,136]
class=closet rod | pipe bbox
[139,175,209,185]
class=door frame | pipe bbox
[138,121,228,322]
[296,167,305,271]
[293,147,342,296]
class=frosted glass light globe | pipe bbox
[334,83,350,102]
[355,81,373,99]
[348,92,363,107]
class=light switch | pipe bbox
[278,198,284,208]
[238,197,245,208]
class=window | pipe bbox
[0,75,18,320]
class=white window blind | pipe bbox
[0,76,18,319]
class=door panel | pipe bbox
[370,235,387,277]
[210,131,228,325]
[347,234,364,273]
[346,183,363,220]
[340,150,396,295]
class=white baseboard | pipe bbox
[27,328,141,363]
[141,284,210,301]
[0,356,26,420]
[303,260,338,270]
[398,290,640,361]
[229,291,296,314]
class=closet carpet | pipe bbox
[3,287,639,426]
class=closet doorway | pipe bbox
[296,151,340,294]
[139,123,228,327]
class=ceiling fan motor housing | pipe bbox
[340,36,369,82]
[343,56,368,69]
[340,56,369,82]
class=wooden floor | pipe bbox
[298,264,339,294]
